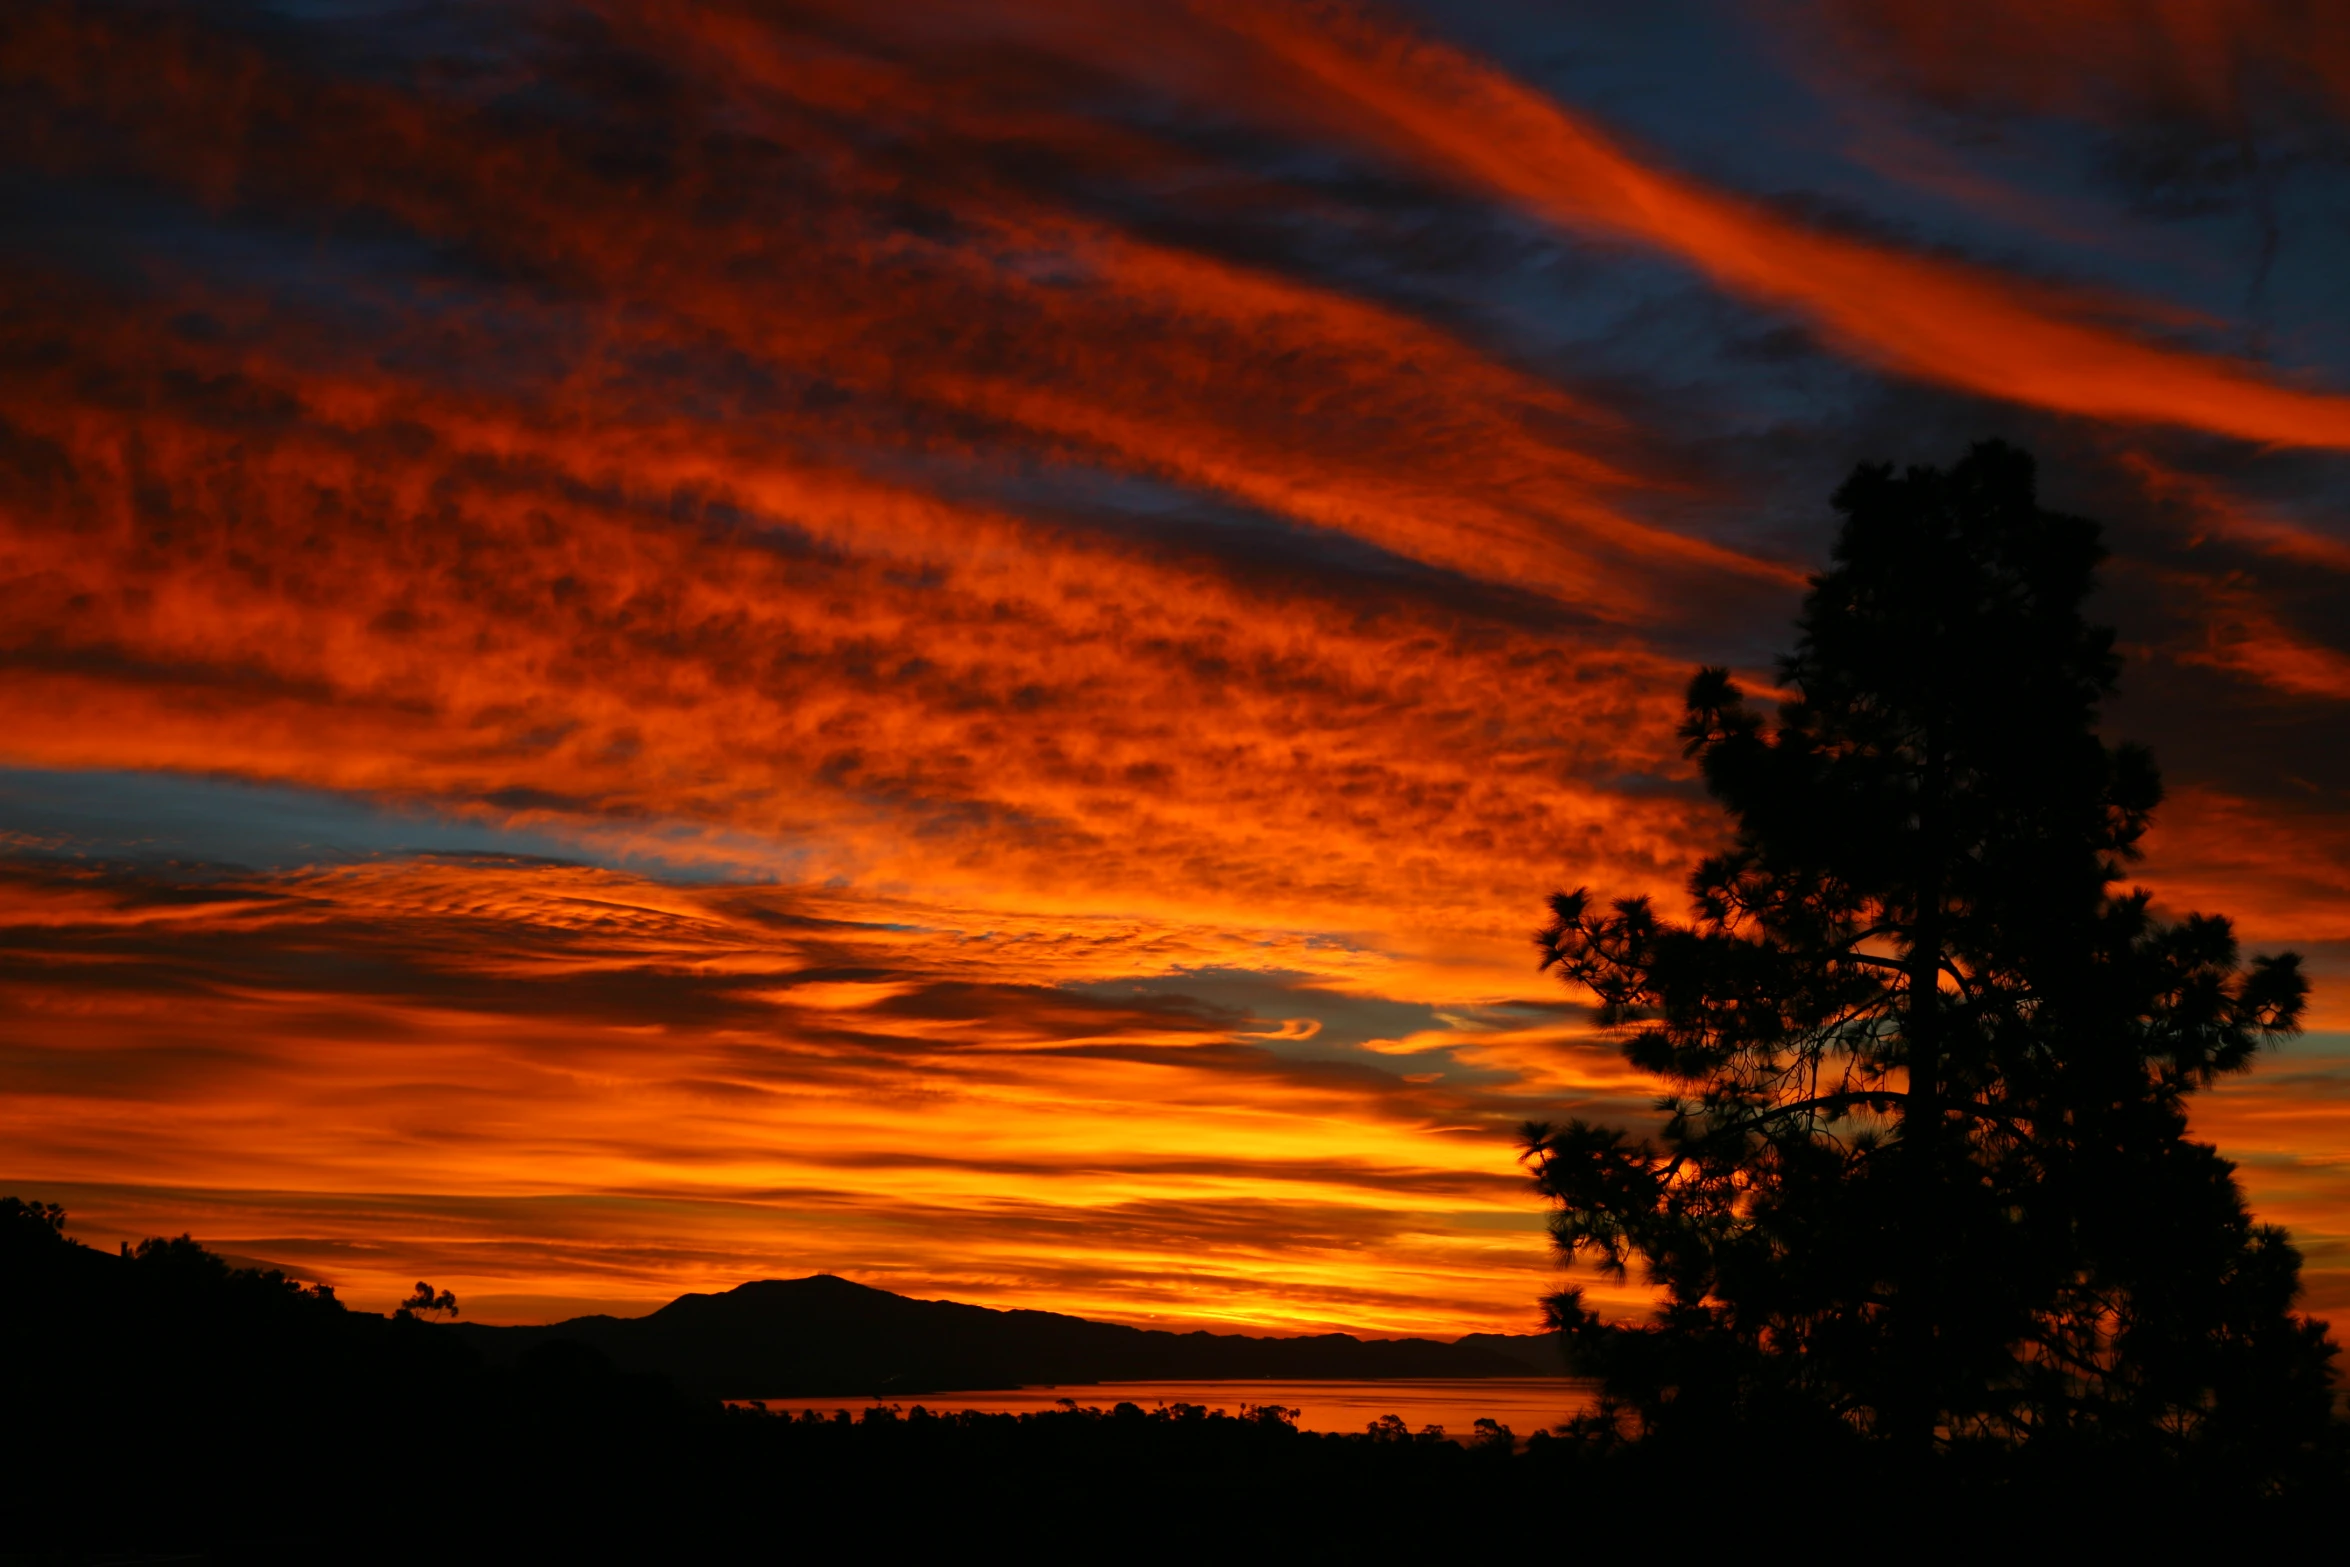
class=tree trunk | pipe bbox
[1899,731,1945,1453]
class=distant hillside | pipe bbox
[452,1275,1569,1398]
[1451,1332,1571,1376]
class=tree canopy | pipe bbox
[1522,442,2335,1478]
[401,1281,461,1321]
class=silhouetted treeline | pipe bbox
[2,1198,2338,1564]
[450,1273,1557,1399]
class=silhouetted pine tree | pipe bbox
[1523,442,2335,1479]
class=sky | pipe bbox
[3,0,2349,1336]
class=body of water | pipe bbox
[736,1377,1599,1439]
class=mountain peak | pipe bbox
[726,1273,890,1298]
[455,1276,1554,1399]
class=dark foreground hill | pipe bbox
[451,1274,1563,1397]
[4,1199,2330,1562]
[6,1205,1614,1561]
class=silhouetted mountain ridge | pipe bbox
[451,1273,1567,1398]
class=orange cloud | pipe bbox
[2137,785,2350,954]
[0,1,1789,618]
[0,325,1717,939]
[2188,1044,2350,1318]
[2103,454,2350,706]
[2176,590,2350,703]
[1204,1,2350,446]
[0,1,1747,955]
[2121,453,2350,577]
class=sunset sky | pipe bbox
[4,0,2349,1336]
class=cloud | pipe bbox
[0,853,1643,1328]
[1,0,2344,1335]
[1207,0,2350,444]
[1818,0,2350,134]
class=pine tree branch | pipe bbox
[1744,1090,2029,1142]
[1751,1089,1906,1121]
[1944,1100,2032,1137]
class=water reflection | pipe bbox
[736,1377,1599,1441]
